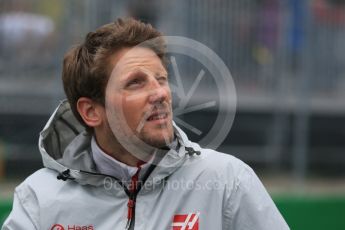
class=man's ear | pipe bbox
[76,97,104,128]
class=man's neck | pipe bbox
[93,131,153,167]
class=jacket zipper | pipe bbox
[125,161,144,230]
[80,162,157,230]
[69,145,200,229]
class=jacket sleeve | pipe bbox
[1,188,39,230]
[224,164,290,230]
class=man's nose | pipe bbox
[148,80,168,104]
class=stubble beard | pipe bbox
[137,121,174,148]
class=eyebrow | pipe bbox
[155,71,168,77]
[124,68,167,79]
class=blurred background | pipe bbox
[0,0,345,229]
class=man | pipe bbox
[2,18,289,230]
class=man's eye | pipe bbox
[127,79,143,87]
[158,76,168,84]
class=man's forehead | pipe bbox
[111,46,166,74]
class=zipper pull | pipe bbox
[125,161,144,229]
[127,199,135,219]
[126,198,135,229]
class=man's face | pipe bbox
[104,46,174,149]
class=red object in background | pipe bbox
[313,0,345,24]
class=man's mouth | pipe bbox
[136,107,171,132]
[146,112,168,121]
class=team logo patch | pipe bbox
[51,224,65,230]
[172,212,200,230]
[50,224,93,230]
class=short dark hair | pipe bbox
[62,17,166,130]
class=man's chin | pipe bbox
[141,136,173,148]
[137,130,174,148]
[137,124,174,148]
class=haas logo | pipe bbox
[51,224,93,230]
[172,212,200,230]
[51,224,64,230]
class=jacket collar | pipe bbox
[39,100,195,187]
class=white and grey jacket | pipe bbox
[2,101,289,230]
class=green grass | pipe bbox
[275,195,345,230]
[0,200,11,227]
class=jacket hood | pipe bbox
[38,100,196,187]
